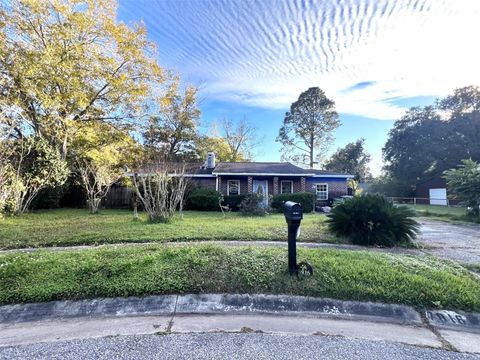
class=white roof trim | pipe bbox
[126,171,352,178]
[311,174,355,178]
[213,172,314,176]
[125,172,214,178]
[185,174,215,177]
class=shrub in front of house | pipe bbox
[186,188,223,211]
[271,192,315,213]
[327,194,420,247]
[223,194,246,211]
[239,193,267,216]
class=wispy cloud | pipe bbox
[120,0,480,120]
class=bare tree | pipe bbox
[131,163,189,222]
[77,159,123,214]
[221,117,259,161]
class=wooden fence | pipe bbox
[102,185,133,209]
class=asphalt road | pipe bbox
[1,333,479,360]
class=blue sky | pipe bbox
[118,0,480,174]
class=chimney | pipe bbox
[206,152,216,169]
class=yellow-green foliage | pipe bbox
[71,122,142,169]
[195,136,243,162]
[0,0,166,157]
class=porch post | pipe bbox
[301,177,306,192]
[273,177,279,195]
[247,176,253,193]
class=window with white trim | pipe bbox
[280,180,293,194]
[315,183,328,200]
[227,180,240,195]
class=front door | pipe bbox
[253,179,268,208]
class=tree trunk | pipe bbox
[309,133,314,168]
[61,134,68,161]
[88,197,101,214]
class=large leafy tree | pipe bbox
[7,137,69,214]
[194,135,242,162]
[383,106,443,185]
[382,86,480,193]
[277,87,340,168]
[0,143,12,216]
[0,0,165,159]
[438,86,480,115]
[70,122,141,213]
[144,85,200,161]
[444,160,480,218]
[324,139,371,181]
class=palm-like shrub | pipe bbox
[327,194,420,247]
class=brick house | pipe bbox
[187,153,353,206]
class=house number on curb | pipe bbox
[426,310,467,325]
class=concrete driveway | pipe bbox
[417,219,480,264]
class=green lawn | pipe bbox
[404,204,478,223]
[1,244,479,311]
[0,209,335,249]
[409,204,466,216]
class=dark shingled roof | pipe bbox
[191,167,214,175]
[133,162,214,175]
[309,169,353,176]
[131,161,352,177]
[212,162,312,175]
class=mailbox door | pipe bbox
[291,204,302,220]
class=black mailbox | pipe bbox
[284,201,303,222]
[283,201,303,275]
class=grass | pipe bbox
[1,244,479,311]
[0,209,337,249]
[465,264,480,274]
[404,204,479,224]
[410,204,466,216]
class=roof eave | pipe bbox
[311,174,355,178]
[213,172,315,176]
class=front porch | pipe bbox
[217,175,307,197]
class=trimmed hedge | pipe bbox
[186,188,222,211]
[271,192,315,213]
[223,195,246,211]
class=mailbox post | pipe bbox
[284,201,303,275]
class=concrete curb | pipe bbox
[0,294,422,326]
[426,309,480,334]
[175,294,423,325]
[0,295,177,324]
